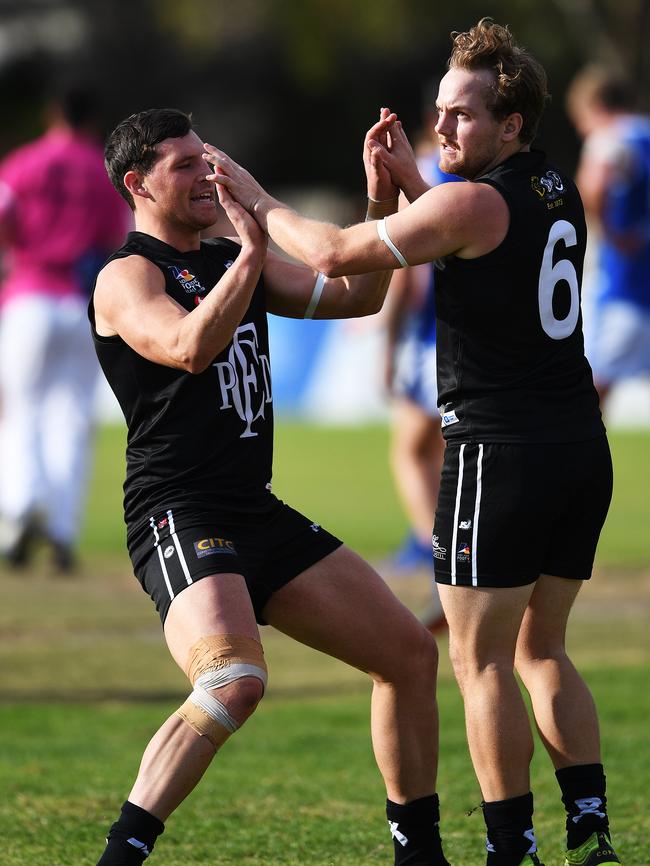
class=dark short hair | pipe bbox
[104,108,193,209]
[448,18,549,144]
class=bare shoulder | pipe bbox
[425,179,506,216]
[432,181,509,258]
[94,255,165,336]
[398,180,509,261]
[95,255,164,301]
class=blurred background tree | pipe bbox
[0,0,648,194]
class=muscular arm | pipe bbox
[262,249,394,319]
[94,244,264,374]
[250,181,507,276]
[204,125,508,281]
[257,180,504,318]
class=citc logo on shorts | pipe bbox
[193,537,237,558]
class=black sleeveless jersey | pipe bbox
[89,231,274,556]
[435,150,605,443]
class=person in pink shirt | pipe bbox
[0,85,129,570]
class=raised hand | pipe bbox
[367,116,428,203]
[215,179,267,254]
[203,144,267,216]
[363,107,399,203]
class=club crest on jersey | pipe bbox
[531,171,564,208]
[168,265,206,294]
[213,322,272,438]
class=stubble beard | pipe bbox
[440,142,496,182]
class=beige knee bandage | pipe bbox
[176,634,268,749]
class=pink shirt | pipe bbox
[0,128,129,305]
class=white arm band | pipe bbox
[377,217,409,268]
[304,272,326,319]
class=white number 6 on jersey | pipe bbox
[538,219,580,340]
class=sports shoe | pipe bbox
[382,532,434,574]
[564,830,620,865]
[0,512,42,568]
[50,539,77,574]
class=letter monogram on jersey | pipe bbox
[213,323,272,438]
[92,232,277,543]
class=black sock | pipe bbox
[556,763,609,849]
[483,792,537,866]
[386,793,450,866]
[96,801,165,866]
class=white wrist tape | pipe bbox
[304,272,326,318]
[377,217,409,268]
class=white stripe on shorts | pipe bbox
[471,444,483,586]
[167,509,193,587]
[156,543,175,600]
[451,444,465,585]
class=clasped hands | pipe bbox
[202,107,422,220]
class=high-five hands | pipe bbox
[364,107,399,202]
[203,147,267,248]
[365,112,424,202]
[203,144,267,217]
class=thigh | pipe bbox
[164,573,260,674]
[132,512,262,626]
[516,573,583,660]
[438,582,535,663]
[133,503,341,628]
[251,501,342,620]
[263,545,434,679]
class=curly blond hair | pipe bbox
[448,18,549,144]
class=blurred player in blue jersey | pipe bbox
[567,65,650,407]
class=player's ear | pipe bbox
[503,112,523,142]
[124,170,152,202]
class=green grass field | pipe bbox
[0,423,648,865]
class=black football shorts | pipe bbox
[432,436,613,588]
[131,499,342,625]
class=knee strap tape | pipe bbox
[176,635,268,748]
